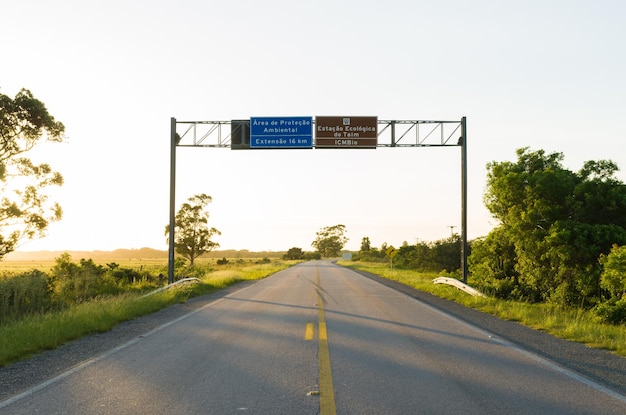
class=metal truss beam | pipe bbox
[174,119,463,148]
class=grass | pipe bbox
[0,260,296,367]
[340,261,626,357]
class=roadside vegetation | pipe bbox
[0,256,296,366]
[340,261,626,357]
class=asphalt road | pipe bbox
[2,260,626,414]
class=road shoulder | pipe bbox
[0,281,256,402]
[349,267,626,396]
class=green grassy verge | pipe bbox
[0,261,295,367]
[339,261,626,357]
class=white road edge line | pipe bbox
[350,269,626,405]
[402,292,626,406]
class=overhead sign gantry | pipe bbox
[169,116,468,282]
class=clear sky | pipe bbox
[2,0,625,253]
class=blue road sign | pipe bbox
[250,116,313,148]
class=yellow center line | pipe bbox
[304,322,315,340]
[316,267,337,415]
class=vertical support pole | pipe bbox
[390,120,396,147]
[460,116,468,283]
[167,117,177,285]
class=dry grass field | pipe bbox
[1,248,287,273]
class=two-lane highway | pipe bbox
[2,260,626,414]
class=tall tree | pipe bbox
[0,88,65,259]
[471,147,626,305]
[165,193,221,267]
[360,236,371,253]
[312,224,348,258]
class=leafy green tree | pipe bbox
[539,221,626,305]
[165,193,221,267]
[393,243,419,268]
[283,247,305,260]
[358,236,382,261]
[360,237,371,253]
[431,236,462,273]
[468,228,522,299]
[573,160,626,227]
[472,147,626,306]
[0,88,65,259]
[392,237,461,273]
[311,224,348,258]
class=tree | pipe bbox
[468,228,521,299]
[358,236,385,262]
[165,193,221,267]
[390,237,462,273]
[360,237,371,253]
[0,88,65,259]
[471,147,626,306]
[311,224,348,258]
[430,235,462,273]
[283,247,305,260]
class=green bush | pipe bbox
[600,245,626,298]
[283,247,304,260]
[106,264,159,289]
[304,251,321,260]
[107,263,140,283]
[48,255,107,304]
[47,254,161,304]
[594,297,626,325]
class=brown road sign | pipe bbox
[315,116,377,148]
